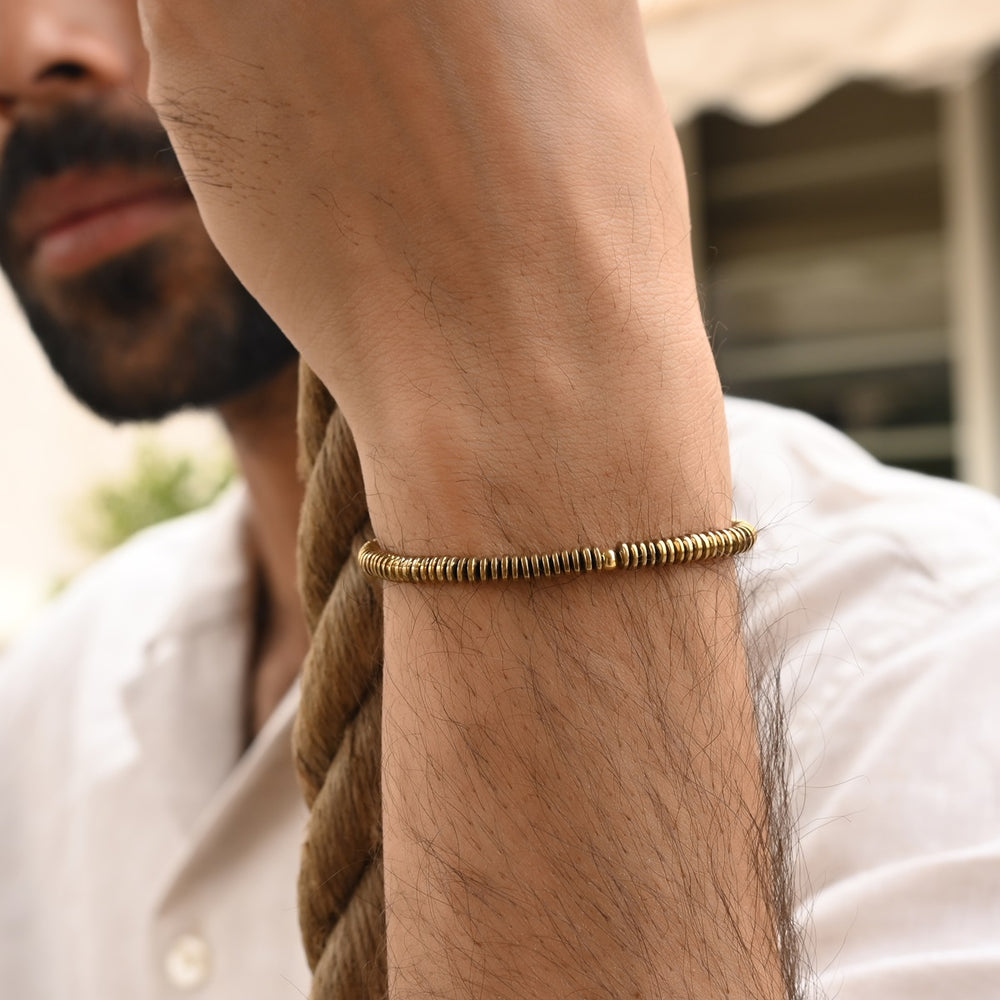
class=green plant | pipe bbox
[72,438,236,556]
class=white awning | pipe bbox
[641,0,1000,122]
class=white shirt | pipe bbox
[0,487,311,998]
[3,397,1000,998]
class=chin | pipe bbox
[11,240,298,424]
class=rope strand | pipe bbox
[294,362,387,999]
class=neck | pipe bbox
[218,361,308,735]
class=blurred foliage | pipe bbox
[72,438,236,557]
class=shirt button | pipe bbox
[164,933,212,991]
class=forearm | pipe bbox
[382,555,782,999]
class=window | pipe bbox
[685,67,1000,486]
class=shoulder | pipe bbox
[727,395,1000,625]
[725,395,1000,741]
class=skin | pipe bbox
[0,0,308,734]
[2,0,795,995]
[137,2,793,998]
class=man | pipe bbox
[0,3,317,994]
[4,1,1000,998]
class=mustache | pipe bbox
[0,100,188,224]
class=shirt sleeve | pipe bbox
[792,598,1000,999]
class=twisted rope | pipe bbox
[294,362,387,999]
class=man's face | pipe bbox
[0,0,296,422]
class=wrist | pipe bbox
[354,335,733,554]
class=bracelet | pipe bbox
[357,520,756,584]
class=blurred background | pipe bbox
[654,0,1000,492]
[3,0,1000,644]
[0,274,231,643]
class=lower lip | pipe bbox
[31,191,194,278]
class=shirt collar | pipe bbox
[120,484,259,833]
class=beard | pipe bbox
[0,100,296,423]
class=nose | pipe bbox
[0,1,146,119]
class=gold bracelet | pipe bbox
[357,520,756,583]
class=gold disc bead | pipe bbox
[357,521,757,584]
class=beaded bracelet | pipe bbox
[357,520,756,584]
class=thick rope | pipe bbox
[294,362,387,999]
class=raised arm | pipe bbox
[138,2,796,996]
